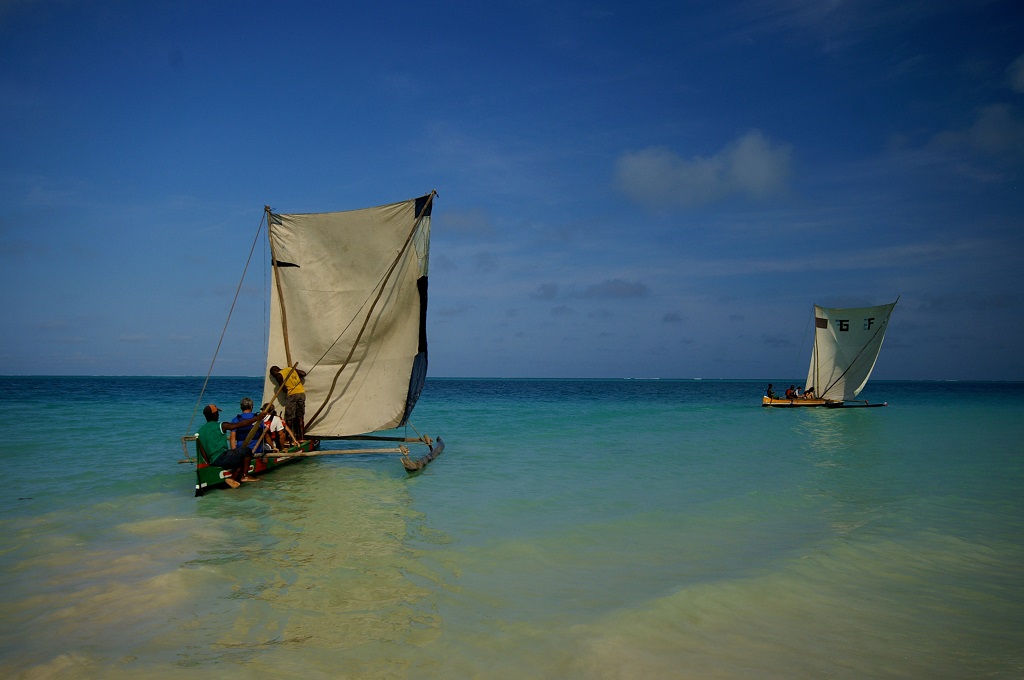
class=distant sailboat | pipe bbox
[187,192,445,495]
[763,299,898,408]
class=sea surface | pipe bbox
[1,376,1022,679]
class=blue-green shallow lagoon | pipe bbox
[1,377,1022,678]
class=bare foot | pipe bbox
[224,478,241,489]
[241,476,260,483]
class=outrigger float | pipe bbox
[182,192,446,494]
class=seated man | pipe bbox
[785,385,796,399]
[261,403,289,451]
[196,404,261,488]
[230,397,267,453]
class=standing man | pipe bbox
[196,404,261,488]
[270,364,307,441]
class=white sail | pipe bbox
[262,193,434,437]
[805,300,897,401]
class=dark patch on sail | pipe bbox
[815,317,828,329]
[400,276,430,425]
[273,260,300,268]
[415,194,433,218]
[401,352,428,426]
[417,276,428,353]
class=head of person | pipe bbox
[270,365,281,377]
[240,397,254,412]
[203,404,220,422]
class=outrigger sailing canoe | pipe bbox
[763,299,897,408]
[184,192,445,495]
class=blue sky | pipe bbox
[2,0,1023,380]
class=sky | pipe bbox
[2,0,1023,380]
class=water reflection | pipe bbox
[794,409,905,539]
[183,461,447,668]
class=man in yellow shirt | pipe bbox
[270,364,307,441]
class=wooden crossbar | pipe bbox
[275,447,409,457]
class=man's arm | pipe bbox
[221,415,260,431]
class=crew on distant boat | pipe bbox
[195,404,262,488]
[270,364,307,441]
[765,383,776,399]
[802,387,815,399]
[785,385,797,399]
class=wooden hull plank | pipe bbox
[194,440,316,496]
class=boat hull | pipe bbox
[761,396,887,408]
[762,396,828,407]
[194,440,318,496]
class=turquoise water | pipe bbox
[1,377,1023,678]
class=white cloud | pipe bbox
[576,279,650,299]
[1008,53,1024,93]
[930,104,1024,158]
[441,207,496,236]
[724,0,979,54]
[616,130,792,209]
[663,238,999,278]
[530,283,559,300]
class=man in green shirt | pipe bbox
[196,404,261,488]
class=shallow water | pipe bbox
[1,377,1022,678]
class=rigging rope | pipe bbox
[266,209,397,376]
[304,192,435,431]
[264,218,407,405]
[183,211,268,439]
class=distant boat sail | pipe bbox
[763,299,898,408]
[807,300,897,402]
[187,192,444,495]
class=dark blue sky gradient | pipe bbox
[3,0,1023,379]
